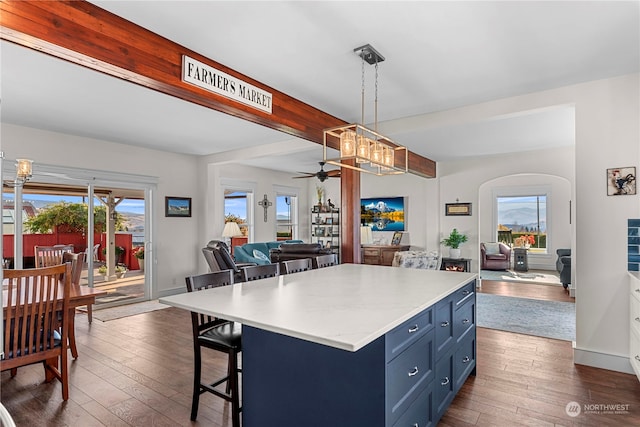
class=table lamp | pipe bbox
[360,226,373,245]
[222,222,242,246]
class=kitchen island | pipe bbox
[161,263,477,426]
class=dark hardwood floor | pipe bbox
[2,281,638,426]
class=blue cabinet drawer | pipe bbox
[386,329,434,426]
[392,384,433,427]
[386,307,433,360]
[453,280,475,308]
[454,298,475,343]
[454,331,476,392]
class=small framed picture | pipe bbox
[607,166,636,195]
[165,196,192,217]
[391,231,403,245]
[325,218,333,225]
[325,241,332,249]
[318,239,324,247]
[315,227,325,237]
[445,202,472,216]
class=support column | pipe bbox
[340,163,361,264]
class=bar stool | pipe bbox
[185,270,241,426]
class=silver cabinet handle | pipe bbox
[413,424,419,427]
[441,376,450,386]
[441,321,450,327]
[462,290,471,295]
[462,319,470,324]
[462,356,470,363]
[408,366,419,377]
[408,325,419,333]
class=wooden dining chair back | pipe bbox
[61,251,86,358]
[281,258,312,275]
[185,269,241,426]
[240,263,280,282]
[34,245,74,268]
[1,263,72,400]
[313,253,338,269]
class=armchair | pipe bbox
[202,240,256,282]
[480,242,511,271]
[556,249,571,289]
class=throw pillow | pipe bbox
[252,249,270,262]
[484,243,500,255]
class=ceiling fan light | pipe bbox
[340,130,356,157]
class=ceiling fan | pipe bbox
[293,161,341,182]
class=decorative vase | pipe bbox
[449,248,461,259]
[139,261,144,272]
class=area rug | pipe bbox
[476,293,575,341]
[480,269,562,286]
[91,300,170,322]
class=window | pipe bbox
[224,189,253,240]
[276,194,298,240]
[496,195,547,253]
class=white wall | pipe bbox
[418,73,639,373]
[438,146,575,268]
[1,123,200,298]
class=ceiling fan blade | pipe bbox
[326,170,341,177]
[292,175,315,179]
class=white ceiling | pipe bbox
[1,1,638,175]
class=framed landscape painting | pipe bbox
[360,197,405,231]
[165,196,192,217]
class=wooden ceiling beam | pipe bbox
[0,0,435,178]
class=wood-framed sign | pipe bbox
[165,197,192,217]
[445,202,472,216]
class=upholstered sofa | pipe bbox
[234,240,303,265]
[480,242,511,270]
[269,243,333,263]
[556,248,571,289]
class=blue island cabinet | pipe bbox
[242,279,476,427]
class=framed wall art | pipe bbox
[360,196,405,231]
[445,202,472,216]
[607,167,636,196]
[165,196,192,217]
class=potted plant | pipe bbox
[97,264,127,279]
[133,246,144,271]
[441,228,468,259]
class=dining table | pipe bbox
[160,263,478,427]
[3,278,107,359]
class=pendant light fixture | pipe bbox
[323,44,407,176]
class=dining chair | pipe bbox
[34,245,74,268]
[1,263,72,400]
[185,270,241,426]
[312,253,338,269]
[281,258,312,274]
[62,251,86,361]
[239,263,280,282]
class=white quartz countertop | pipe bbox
[160,264,477,351]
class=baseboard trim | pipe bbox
[574,347,634,375]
